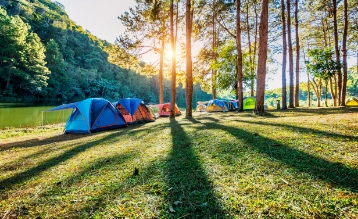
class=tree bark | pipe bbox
[246,3,255,97]
[294,0,299,107]
[169,0,176,118]
[237,0,243,111]
[287,0,295,108]
[322,17,337,106]
[212,0,217,99]
[341,0,348,106]
[159,39,165,104]
[281,0,287,109]
[332,0,342,105]
[185,0,193,117]
[254,0,269,115]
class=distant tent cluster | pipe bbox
[196,97,256,112]
[47,98,179,134]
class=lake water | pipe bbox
[0,103,72,129]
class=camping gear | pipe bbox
[196,101,208,112]
[196,104,207,112]
[207,99,228,112]
[150,103,181,117]
[346,97,358,106]
[243,97,256,110]
[114,98,155,124]
[47,98,127,134]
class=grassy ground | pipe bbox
[0,107,357,218]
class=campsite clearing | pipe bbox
[0,107,357,218]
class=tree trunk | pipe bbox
[322,16,337,106]
[332,0,342,105]
[237,0,243,111]
[325,80,328,107]
[246,3,255,97]
[294,0,299,107]
[329,78,337,106]
[169,0,176,118]
[307,75,311,107]
[254,0,258,78]
[212,0,217,99]
[185,0,193,117]
[287,0,294,108]
[254,0,269,115]
[341,0,348,106]
[281,0,287,109]
[303,48,310,107]
[159,39,165,104]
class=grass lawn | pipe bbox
[0,107,357,218]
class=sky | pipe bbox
[55,0,136,43]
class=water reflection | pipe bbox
[0,103,71,129]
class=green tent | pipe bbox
[243,97,256,110]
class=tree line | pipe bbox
[118,0,357,116]
[0,0,212,106]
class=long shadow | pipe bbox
[0,133,88,151]
[0,121,152,152]
[8,152,136,218]
[196,121,358,193]
[164,119,225,218]
[233,119,358,141]
[0,131,120,194]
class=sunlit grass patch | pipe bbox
[0,108,358,218]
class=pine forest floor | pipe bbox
[0,107,358,218]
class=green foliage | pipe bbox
[306,48,340,82]
[0,7,50,98]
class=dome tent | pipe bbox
[47,98,127,134]
[207,99,228,112]
[243,97,256,110]
[114,98,155,124]
[346,97,358,106]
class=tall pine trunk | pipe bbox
[159,39,165,104]
[212,0,217,99]
[237,0,243,111]
[246,3,255,97]
[185,0,193,117]
[341,0,348,106]
[294,0,300,107]
[169,0,176,118]
[254,0,269,115]
[287,0,294,108]
[332,0,342,105]
[281,0,287,109]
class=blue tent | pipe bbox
[207,99,229,112]
[48,98,127,133]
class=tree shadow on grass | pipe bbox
[0,133,87,152]
[164,119,225,218]
[196,121,358,193]
[0,131,120,194]
[6,151,137,218]
[233,120,358,141]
